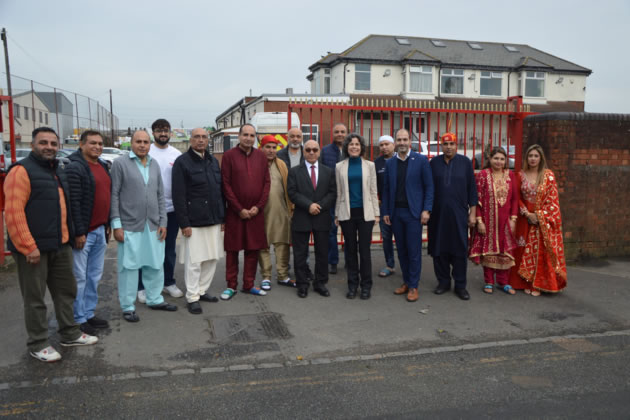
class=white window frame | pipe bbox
[323,68,331,94]
[440,68,464,95]
[480,71,502,97]
[301,124,319,142]
[524,71,545,98]
[409,66,432,93]
[355,64,371,91]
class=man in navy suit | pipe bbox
[382,129,434,302]
[288,140,337,298]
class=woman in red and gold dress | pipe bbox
[469,146,518,295]
[509,144,567,295]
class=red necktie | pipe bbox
[310,164,317,189]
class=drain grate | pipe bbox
[209,312,291,343]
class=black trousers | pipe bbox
[292,229,329,290]
[339,208,375,292]
[432,253,468,290]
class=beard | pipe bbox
[289,143,301,149]
[154,136,169,146]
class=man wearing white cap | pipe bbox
[374,135,396,277]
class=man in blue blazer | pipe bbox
[382,129,434,302]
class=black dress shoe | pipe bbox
[187,301,202,314]
[87,316,109,329]
[454,288,471,301]
[148,302,178,311]
[314,286,330,297]
[297,288,308,298]
[346,289,357,299]
[360,289,371,300]
[199,294,219,303]
[329,264,337,274]
[434,286,450,295]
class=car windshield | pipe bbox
[16,149,30,157]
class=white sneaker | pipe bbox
[137,290,147,304]
[163,284,184,298]
[29,346,62,362]
[60,333,98,347]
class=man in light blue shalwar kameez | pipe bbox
[110,130,178,322]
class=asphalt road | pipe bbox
[1,333,629,419]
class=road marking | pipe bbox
[1,329,629,392]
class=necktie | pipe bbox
[310,164,317,189]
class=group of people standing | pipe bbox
[5,119,567,363]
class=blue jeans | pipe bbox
[379,215,395,269]
[391,208,423,289]
[72,225,107,324]
[139,211,178,290]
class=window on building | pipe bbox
[525,71,545,97]
[24,106,29,120]
[32,108,35,120]
[355,64,371,91]
[440,68,464,94]
[480,71,502,96]
[39,111,43,123]
[314,71,321,94]
[410,66,432,93]
[324,68,331,94]
[14,103,20,118]
[431,40,446,47]
[301,124,319,142]
[45,113,49,124]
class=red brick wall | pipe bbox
[522,113,630,261]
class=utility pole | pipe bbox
[1,28,12,96]
[109,89,114,146]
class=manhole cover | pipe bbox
[209,312,291,343]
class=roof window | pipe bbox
[395,38,411,45]
[504,45,519,52]
[431,40,446,47]
[468,42,483,50]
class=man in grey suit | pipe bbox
[287,140,336,298]
[110,130,177,322]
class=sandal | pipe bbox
[379,267,395,277]
[524,289,532,295]
[261,280,272,291]
[483,284,494,294]
[531,290,541,297]
[123,311,140,323]
[242,287,267,296]
[277,278,297,288]
[502,285,516,295]
[220,288,237,300]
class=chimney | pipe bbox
[286,88,294,95]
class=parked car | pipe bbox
[56,149,73,167]
[472,145,515,169]
[100,147,126,166]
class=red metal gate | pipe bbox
[288,96,535,245]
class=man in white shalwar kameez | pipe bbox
[172,128,225,315]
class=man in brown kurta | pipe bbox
[220,124,271,299]
[257,135,293,291]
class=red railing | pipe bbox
[288,96,535,246]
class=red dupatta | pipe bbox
[517,169,567,291]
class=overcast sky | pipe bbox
[2,0,628,129]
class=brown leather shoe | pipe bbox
[406,288,419,302]
[394,284,409,295]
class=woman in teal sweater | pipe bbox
[335,134,380,299]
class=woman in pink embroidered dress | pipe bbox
[469,146,518,294]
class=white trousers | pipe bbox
[184,258,218,303]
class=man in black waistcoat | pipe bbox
[4,127,98,363]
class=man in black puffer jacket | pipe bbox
[65,130,112,335]
[172,127,225,315]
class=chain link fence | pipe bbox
[1,73,119,147]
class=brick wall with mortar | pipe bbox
[522,113,630,261]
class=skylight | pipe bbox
[395,38,411,45]
[468,42,483,50]
[504,45,519,52]
[431,40,446,47]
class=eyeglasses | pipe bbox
[304,148,319,153]
[153,129,170,134]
